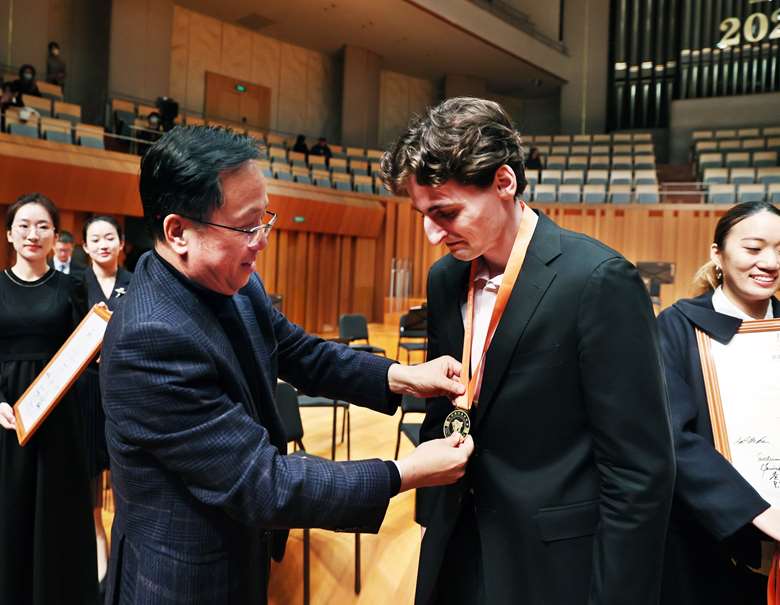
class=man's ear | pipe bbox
[163,215,190,256]
[494,165,517,202]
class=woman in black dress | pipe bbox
[0,193,97,605]
[79,215,132,589]
[657,201,780,604]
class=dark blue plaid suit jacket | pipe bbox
[100,252,399,605]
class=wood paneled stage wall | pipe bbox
[1,134,733,331]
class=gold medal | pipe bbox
[443,408,471,439]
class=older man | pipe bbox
[99,126,473,604]
[381,97,675,605]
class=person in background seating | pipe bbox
[7,64,41,107]
[524,146,543,170]
[310,136,333,161]
[46,41,66,90]
[292,133,308,155]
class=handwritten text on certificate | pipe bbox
[712,328,780,505]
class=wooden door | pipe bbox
[204,72,271,130]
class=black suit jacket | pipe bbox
[416,211,675,605]
[657,292,778,605]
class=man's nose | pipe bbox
[423,216,447,246]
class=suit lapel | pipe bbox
[232,293,287,450]
[438,258,470,357]
[471,212,561,428]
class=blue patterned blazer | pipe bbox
[100,251,399,605]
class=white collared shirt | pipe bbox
[54,259,71,274]
[710,286,773,366]
[460,262,503,401]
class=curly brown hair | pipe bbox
[380,97,527,198]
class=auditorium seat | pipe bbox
[730,168,756,185]
[541,169,562,185]
[312,169,332,188]
[614,144,633,155]
[692,130,713,141]
[558,184,581,203]
[570,145,589,155]
[40,117,72,144]
[742,138,766,152]
[330,158,348,173]
[698,153,723,172]
[546,155,567,170]
[535,135,552,144]
[725,152,751,168]
[551,146,570,156]
[292,166,312,184]
[54,100,81,124]
[534,184,557,202]
[768,138,780,152]
[269,146,288,163]
[757,167,780,184]
[568,156,589,170]
[586,170,609,185]
[4,107,39,137]
[695,141,718,154]
[37,81,63,101]
[553,135,571,143]
[708,184,736,204]
[332,172,352,191]
[308,155,327,169]
[633,133,653,142]
[354,175,374,194]
[582,184,606,203]
[635,184,660,204]
[703,168,729,185]
[612,133,632,143]
[634,170,657,185]
[738,128,760,138]
[737,183,765,203]
[289,151,307,168]
[633,143,654,155]
[765,127,780,137]
[590,155,611,170]
[346,146,364,158]
[76,124,105,149]
[21,94,52,117]
[592,134,611,144]
[719,139,742,152]
[265,132,286,146]
[612,156,633,170]
[715,129,738,140]
[769,184,780,203]
[349,159,369,175]
[366,149,383,160]
[634,155,656,170]
[573,134,591,144]
[610,170,632,185]
[563,170,584,185]
[754,151,778,167]
[609,185,632,204]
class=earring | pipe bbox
[715,267,723,281]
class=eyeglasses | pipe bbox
[12,223,54,237]
[180,210,277,246]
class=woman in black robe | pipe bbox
[78,214,132,591]
[0,193,97,605]
[657,201,780,604]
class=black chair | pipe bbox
[396,309,427,363]
[275,382,362,603]
[339,314,386,356]
[394,394,427,459]
[297,394,351,460]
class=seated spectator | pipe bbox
[292,134,308,154]
[525,146,543,170]
[46,41,66,89]
[310,136,333,160]
[7,65,42,107]
[137,112,163,157]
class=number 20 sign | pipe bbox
[718,9,780,49]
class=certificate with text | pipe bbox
[14,304,112,446]
[697,320,780,506]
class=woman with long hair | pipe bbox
[79,215,132,592]
[658,201,780,604]
[0,193,97,605]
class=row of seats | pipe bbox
[702,167,780,185]
[693,126,780,141]
[694,137,780,154]
[527,155,655,171]
[526,132,653,144]
[697,151,778,173]
[13,94,81,122]
[530,183,660,204]
[263,155,380,178]
[526,168,657,186]
[2,108,104,148]
[528,143,654,156]
[528,183,779,204]
[259,161,391,195]
[0,71,63,101]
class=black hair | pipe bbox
[57,230,75,244]
[5,193,59,232]
[714,201,780,248]
[139,126,260,241]
[83,215,124,242]
[19,64,36,78]
[48,41,60,53]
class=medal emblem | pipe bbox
[443,408,471,439]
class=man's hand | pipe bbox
[753,507,780,541]
[396,432,474,492]
[387,356,465,399]
[0,402,17,431]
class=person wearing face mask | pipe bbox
[0,193,97,605]
[45,41,66,89]
[657,201,780,605]
[77,215,132,597]
[8,64,42,107]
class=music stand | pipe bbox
[637,262,675,307]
